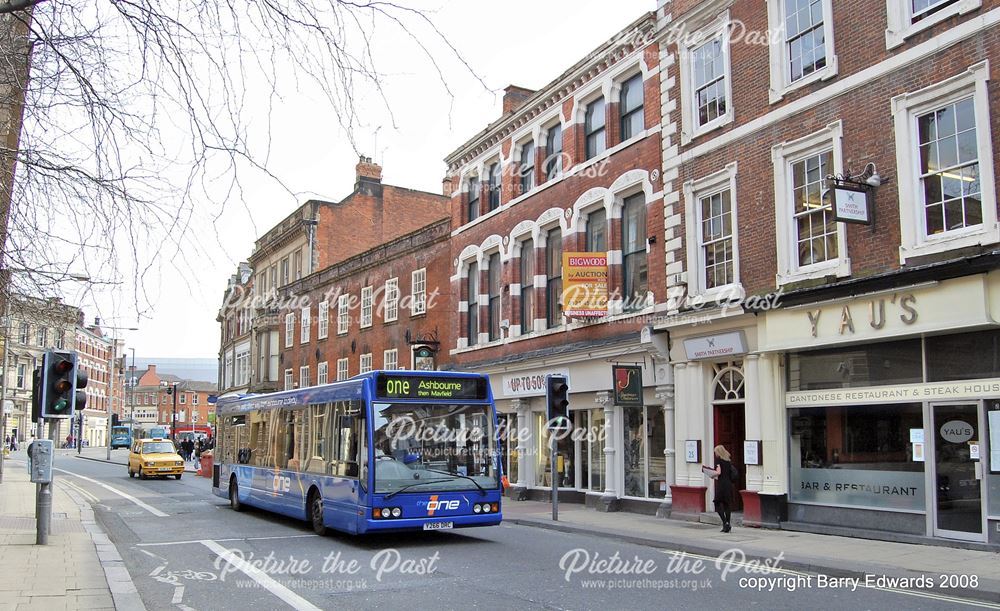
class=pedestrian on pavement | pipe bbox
[712,444,737,533]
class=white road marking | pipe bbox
[59,479,101,504]
[659,549,1000,609]
[137,534,317,547]
[53,467,168,517]
[201,539,321,611]
[171,585,185,604]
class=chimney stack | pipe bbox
[355,155,383,190]
[502,85,535,115]
[442,176,454,197]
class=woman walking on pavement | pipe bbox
[712,444,737,533]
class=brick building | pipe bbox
[279,217,452,388]
[654,0,1000,545]
[75,318,114,448]
[444,12,671,513]
[225,157,452,395]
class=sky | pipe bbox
[68,0,655,359]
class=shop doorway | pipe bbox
[712,364,746,511]
[931,402,985,541]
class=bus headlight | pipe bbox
[473,504,482,513]
[381,508,392,518]
[391,507,401,518]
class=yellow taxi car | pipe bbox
[128,438,185,480]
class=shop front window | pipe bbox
[926,329,1000,382]
[499,413,518,484]
[789,403,925,511]
[588,409,605,492]
[787,339,922,391]
[619,405,667,499]
[535,412,575,488]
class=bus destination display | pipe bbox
[376,374,487,400]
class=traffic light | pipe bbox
[39,350,86,419]
[545,374,570,426]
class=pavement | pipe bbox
[0,452,144,611]
[503,499,1000,603]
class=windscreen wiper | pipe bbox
[384,478,454,500]
[422,468,488,496]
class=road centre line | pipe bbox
[53,467,169,517]
[658,549,1000,609]
[201,539,322,611]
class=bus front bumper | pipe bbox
[361,512,502,533]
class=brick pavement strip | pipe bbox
[0,459,145,611]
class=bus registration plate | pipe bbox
[423,521,453,531]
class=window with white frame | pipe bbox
[679,14,733,144]
[885,0,979,49]
[892,62,998,261]
[300,306,310,343]
[467,261,479,345]
[519,140,535,195]
[16,363,26,388]
[411,268,427,315]
[772,121,850,284]
[337,358,349,381]
[180,393,187,404]
[193,394,199,405]
[383,349,398,371]
[384,278,399,323]
[766,0,837,102]
[487,161,502,211]
[284,313,294,348]
[317,361,328,385]
[544,123,563,181]
[360,353,372,374]
[585,97,606,159]
[337,294,349,334]
[519,239,534,335]
[684,163,741,297]
[235,343,250,387]
[619,73,644,142]
[284,369,293,390]
[299,365,309,388]
[361,286,373,328]
[467,176,481,223]
[317,300,329,339]
[224,350,234,389]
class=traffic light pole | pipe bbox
[35,418,56,545]
[550,435,558,522]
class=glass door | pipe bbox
[931,402,985,540]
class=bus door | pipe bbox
[324,401,366,533]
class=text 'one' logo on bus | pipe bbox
[420,495,460,515]
[271,475,291,494]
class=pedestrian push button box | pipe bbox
[28,439,53,484]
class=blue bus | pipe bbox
[110,426,133,449]
[211,370,503,535]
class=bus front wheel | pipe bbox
[229,479,243,512]
[309,490,327,536]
